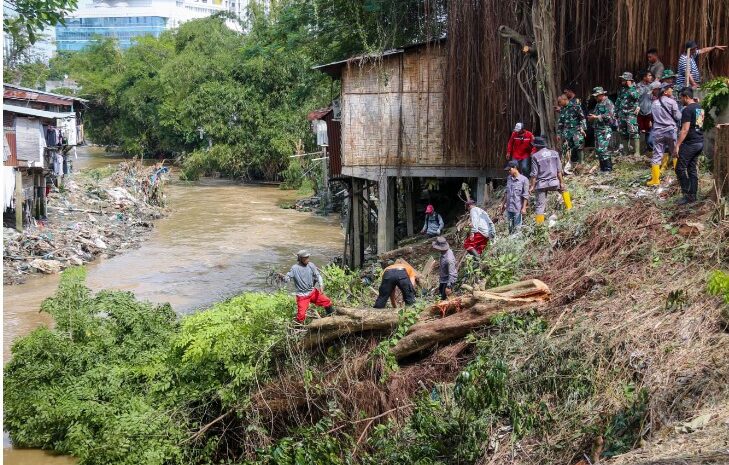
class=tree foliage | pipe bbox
[18,0,445,180]
[4,0,78,44]
[3,267,296,465]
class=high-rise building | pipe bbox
[55,0,230,52]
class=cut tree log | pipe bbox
[301,279,551,359]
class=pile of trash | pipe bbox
[3,160,168,285]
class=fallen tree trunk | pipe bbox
[301,279,551,358]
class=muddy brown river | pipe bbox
[3,147,344,464]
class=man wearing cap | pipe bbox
[501,160,529,234]
[506,122,535,176]
[420,204,444,237]
[283,250,334,323]
[373,259,418,309]
[557,93,586,170]
[529,136,569,224]
[587,87,616,172]
[615,71,642,156]
[647,82,681,186]
[433,236,457,301]
[676,41,726,91]
[464,199,495,258]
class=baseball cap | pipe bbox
[504,160,519,171]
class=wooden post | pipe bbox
[40,174,47,218]
[15,169,23,231]
[364,182,371,253]
[476,176,488,205]
[33,171,39,219]
[404,179,415,237]
[377,177,395,253]
[321,147,329,215]
[352,178,363,268]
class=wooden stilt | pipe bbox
[377,177,395,253]
[352,178,363,268]
[15,169,23,231]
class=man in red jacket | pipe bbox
[506,122,535,175]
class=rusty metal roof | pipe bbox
[3,83,88,106]
[307,107,332,121]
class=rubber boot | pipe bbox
[535,214,545,225]
[633,139,640,157]
[562,191,573,210]
[660,154,669,171]
[604,158,613,172]
[646,164,661,186]
[673,157,678,170]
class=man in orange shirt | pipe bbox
[373,259,419,308]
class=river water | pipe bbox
[3,147,344,464]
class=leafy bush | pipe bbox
[171,292,292,404]
[707,270,729,304]
[701,77,729,130]
[4,267,183,465]
[320,264,369,306]
[4,268,296,465]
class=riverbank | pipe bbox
[3,160,168,285]
[4,156,727,465]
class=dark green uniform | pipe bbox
[591,97,615,170]
[615,85,641,141]
[557,98,586,163]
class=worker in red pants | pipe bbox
[282,250,334,322]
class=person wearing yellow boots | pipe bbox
[648,82,681,186]
[529,136,570,224]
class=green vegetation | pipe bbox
[5,1,446,182]
[701,77,729,129]
[4,267,295,465]
[4,0,78,44]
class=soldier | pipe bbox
[529,136,571,225]
[556,93,586,172]
[615,71,642,156]
[587,87,616,172]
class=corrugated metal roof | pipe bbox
[312,38,447,77]
[307,107,332,121]
[3,83,88,104]
[3,104,76,119]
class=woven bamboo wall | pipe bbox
[341,44,461,169]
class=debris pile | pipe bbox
[3,160,168,284]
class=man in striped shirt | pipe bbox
[676,40,727,91]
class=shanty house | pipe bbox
[3,84,87,230]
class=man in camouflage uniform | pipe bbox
[557,93,586,170]
[615,71,642,156]
[587,86,616,172]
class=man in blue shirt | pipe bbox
[501,160,529,234]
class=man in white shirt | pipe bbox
[464,199,495,258]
